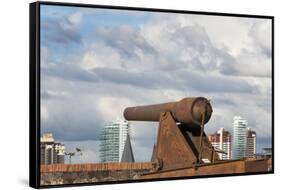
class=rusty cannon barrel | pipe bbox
[124,97,212,126]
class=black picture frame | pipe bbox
[30,1,274,188]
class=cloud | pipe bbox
[235,50,271,77]
[140,14,272,78]
[92,67,167,89]
[41,105,49,121]
[42,62,99,82]
[41,15,81,45]
[91,67,257,94]
[68,12,82,26]
[249,20,272,57]
[95,25,156,61]
[41,93,105,141]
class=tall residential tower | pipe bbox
[246,128,256,158]
[99,119,134,163]
[232,116,248,159]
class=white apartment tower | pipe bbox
[40,133,65,164]
[208,128,232,160]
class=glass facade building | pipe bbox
[99,119,132,162]
[232,116,248,159]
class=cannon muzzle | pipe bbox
[123,97,212,125]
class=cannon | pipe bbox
[124,97,220,174]
[124,97,213,126]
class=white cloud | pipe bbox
[96,96,132,122]
[180,15,254,56]
[68,12,82,26]
[250,20,272,53]
[235,50,271,77]
[80,45,122,70]
[41,105,49,121]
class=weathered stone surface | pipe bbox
[40,163,153,186]
[40,169,150,186]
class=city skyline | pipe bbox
[208,116,258,160]
[41,115,266,164]
[40,5,272,163]
[40,116,270,164]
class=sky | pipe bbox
[40,5,272,163]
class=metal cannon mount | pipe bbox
[124,97,220,173]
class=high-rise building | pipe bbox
[40,133,65,164]
[99,119,134,163]
[246,128,256,158]
[208,128,232,160]
[232,116,248,159]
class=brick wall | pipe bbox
[40,162,153,186]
